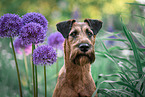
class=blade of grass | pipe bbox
[132,32,145,47]
[133,15,145,19]
[126,3,145,6]
[108,46,132,51]
[101,38,127,42]
[101,31,121,38]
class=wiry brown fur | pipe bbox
[53,22,98,97]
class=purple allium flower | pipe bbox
[33,45,57,65]
[19,22,45,45]
[71,8,81,20]
[107,26,114,32]
[47,32,64,49]
[13,37,32,55]
[22,12,48,32]
[0,13,23,37]
[108,35,117,45]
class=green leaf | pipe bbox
[121,63,138,79]
[126,3,145,6]
[101,38,127,42]
[97,89,112,97]
[97,31,121,39]
[132,32,145,47]
[101,89,134,96]
[136,75,145,93]
[95,50,136,68]
[133,15,145,19]
[101,80,143,97]
[108,46,131,51]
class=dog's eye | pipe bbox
[70,31,77,37]
[86,29,93,37]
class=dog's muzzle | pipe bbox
[78,43,90,53]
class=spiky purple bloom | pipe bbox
[47,32,64,49]
[33,45,57,65]
[22,12,48,32]
[13,37,32,55]
[19,22,45,45]
[0,13,23,37]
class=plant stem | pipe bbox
[32,44,36,97]
[10,37,23,97]
[44,65,47,97]
[35,65,38,97]
[23,51,31,92]
[56,49,58,83]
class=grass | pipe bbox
[92,15,145,97]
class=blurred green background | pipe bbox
[0,0,145,97]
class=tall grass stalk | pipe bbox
[10,37,23,97]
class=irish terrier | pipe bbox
[53,19,103,97]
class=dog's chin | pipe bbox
[73,54,95,66]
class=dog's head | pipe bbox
[56,19,102,66]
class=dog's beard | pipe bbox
[74,55,90,66]
[70,49,95,66]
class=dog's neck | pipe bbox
[64,40,92,92]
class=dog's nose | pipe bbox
[79,43,90,53]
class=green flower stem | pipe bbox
[44,65,47,97]
[32,44,36,97]
[35,65,38,97]
[56,49,58,83]
[23,51,31,92]
[10,37,23,97]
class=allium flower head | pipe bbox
[47,32,64,49]
[0,13,22,37]
[19,22,45,45]
[14,37,32,55]
[33,45,57,65]
[22,12,48,31]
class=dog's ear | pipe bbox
[56,19,76,38]
[84,19,103,35]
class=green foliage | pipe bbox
[92,8,145,97]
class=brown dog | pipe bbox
[53,19,102,97]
